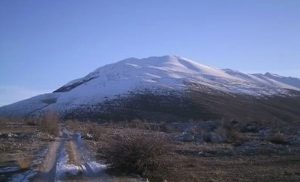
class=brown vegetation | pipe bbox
[16,156,32,170]
[38,111,60,136]
[267,132,289,144]
[103,131,171,180]
[64,119,300,182]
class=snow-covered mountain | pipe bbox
[1,55,300,120]
[55,55,300,97]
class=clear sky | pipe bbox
[0,0,300,106]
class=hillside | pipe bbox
[1,55,300,121]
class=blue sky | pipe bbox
[0,0,300,106]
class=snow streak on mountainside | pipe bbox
[0,55,300,117]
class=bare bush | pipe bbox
[25,118,38,126]
[222,125,246,145]
[103,131,171,180]
[267,132,289,144]
[39,111,60,136]
[84,122,105,141]
[203,122,246,145]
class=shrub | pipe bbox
[103,131,171,180]
[39,111,60,136]
[203,122,246,145]
[222,125,246,145]
[25,119,37,126]
[267,132,289,144]
[17,157,32,170]
[84,122,105,141]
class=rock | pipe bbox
[82,133,94,140]
[86,133,93,139]
[178,132,195,142]
[0,133,18,139]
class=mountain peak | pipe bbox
[1,55,300,119]
[54,56,300,96]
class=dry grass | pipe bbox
[224,127,246,146]
[39,111,60,136]
[64,121,300,182]
[167,155,300,182]
[103,131,172,180]
[16,156,32,170]
[124,119,161,131]
[0,117,10,125]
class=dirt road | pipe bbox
[34,128,109,182]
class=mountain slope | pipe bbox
[1,55,300,121]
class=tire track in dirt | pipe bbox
[34,131,67,182]
[34,128,108,182]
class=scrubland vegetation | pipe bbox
[0,115,299,181]
[65,119,300,181]
[103,132,171,180]
[38,111,60,136]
